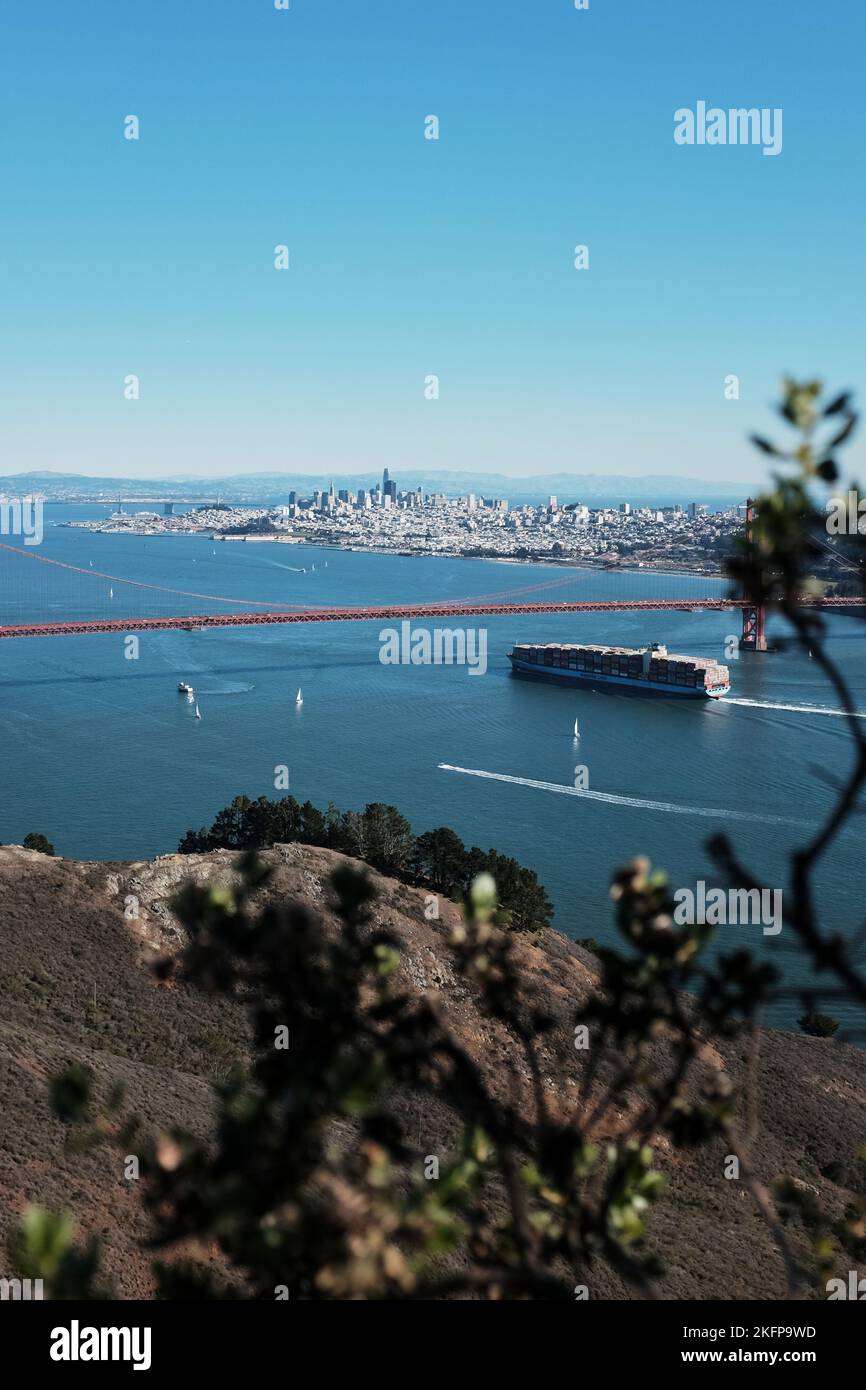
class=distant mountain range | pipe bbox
[0,469,752,506]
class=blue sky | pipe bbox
[1,0,864,483]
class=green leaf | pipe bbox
[13,1207,77,1280]
[825,417,857,451]
[51,1065,93,1123]
[750,434,781,456]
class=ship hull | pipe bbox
[508,656,728,699]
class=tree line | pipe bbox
[178,793,553,932]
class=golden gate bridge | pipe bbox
[0,539,862,648]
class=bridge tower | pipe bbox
[740,497,767,651]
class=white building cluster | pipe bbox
[64,470,746,575]
[267,473,743,572]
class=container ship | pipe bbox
[507,641,730,699]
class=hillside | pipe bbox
[0,842,863,1299]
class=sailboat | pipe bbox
[573,718,580,738]
[194,702,201,720]
[295,688,303,706]
[109,587,114,598]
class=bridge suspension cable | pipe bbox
[0,541,621,612]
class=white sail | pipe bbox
[573,718,580,737]
[109,587,113,598]
[296,688,303,705]
[194,703,201,719]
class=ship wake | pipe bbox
[438,764,808,827]
[721,697,866,719]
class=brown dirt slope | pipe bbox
[0,842,864,1299]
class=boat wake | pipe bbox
[437,764,808,826]
[194,680,254,695]
[721,697,866,719]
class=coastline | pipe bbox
[56,523,729,582]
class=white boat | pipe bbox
[194,703,201,720]
[178,682,194,695]
[109,587,114,598]
[573,718,580,738]
[295,688,303,706]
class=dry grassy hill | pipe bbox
[1,842,864,1299]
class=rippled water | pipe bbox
[2,505,864,1032]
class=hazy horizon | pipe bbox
[1,464,750,487]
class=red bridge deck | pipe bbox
[0,596,862,639]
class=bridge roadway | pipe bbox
[0,596,862,639]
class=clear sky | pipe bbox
[1,0,864,483]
